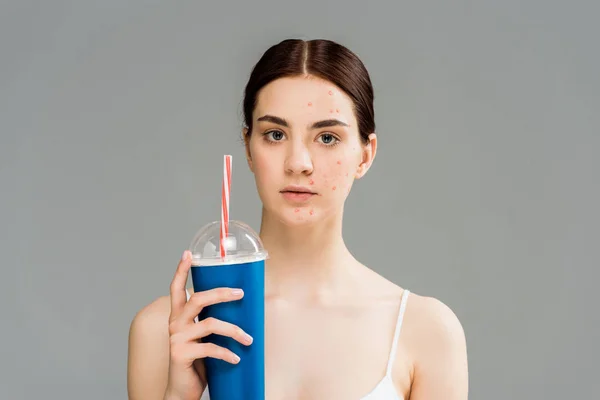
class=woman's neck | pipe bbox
[259,207,359,302]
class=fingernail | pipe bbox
[231,289,244,296]
[182,250,190,261]
[232,354,241,363]
[243,333,253,344]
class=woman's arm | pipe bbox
[408,297,469,399]
[127,296,171,400]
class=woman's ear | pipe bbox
[355,133,377,179]
[242,128,253,172]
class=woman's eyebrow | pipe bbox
[257,115,288,127]
[310,119,349,129]
[256,115,349,129]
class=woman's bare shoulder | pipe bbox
[131,294,172,327]
[128,294,172,357]
[399,291,468,397]
[403,291,466,350]
[127,294,173,399]
[361,271,465,354]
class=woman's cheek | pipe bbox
[320,159,354,199]
[251,153,279,204]
[334,159,355,194]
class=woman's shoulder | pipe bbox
[359,267,467,393]
[361,266,464,336]
[127,294,174,398]
[403,291,465,344]
[397,290,468,394]
[366,274,465,351]
[404,290,462,323]
[359,267,464,340]
[131,294,172,328]
[128,293,172,350]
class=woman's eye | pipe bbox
[265,130,285,141]
[318,133,339,145]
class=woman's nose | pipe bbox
[284,140,313,175]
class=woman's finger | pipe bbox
[169,250,192,322]
[178,342,241,365]
[180,287,244,323]
[184,317,253,346]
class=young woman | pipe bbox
[128,38,468,400]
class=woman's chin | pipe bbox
[262,202,336,227]
[277,211,316,227]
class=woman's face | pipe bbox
[245,76,376,226]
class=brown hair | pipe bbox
[243,39,375,143]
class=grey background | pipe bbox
[1,1,598,399]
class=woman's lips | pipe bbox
[280,191,316,203]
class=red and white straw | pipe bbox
[220,155,232,259]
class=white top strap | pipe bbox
[386,289,410,375]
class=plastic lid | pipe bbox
[189,220,268,266]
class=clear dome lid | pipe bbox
[189,220,268,266]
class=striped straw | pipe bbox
[220,155,232,260]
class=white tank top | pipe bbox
[187,289,411,400]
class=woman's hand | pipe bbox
[163,250,254,400]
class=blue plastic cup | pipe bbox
[189,220,268,400]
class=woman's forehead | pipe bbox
[254,77,355,123]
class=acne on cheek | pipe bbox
[326,160,353,192]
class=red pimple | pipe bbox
[337,160,342,165]
[309,179,314,185]
[332,186,337,191]
[294,208,300,213]
[308,102,312,106]
[336,109,339,113]
[346,172,349,177]
[330,109,334,113]
[328,90,333,95]
[309,209,314,215]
